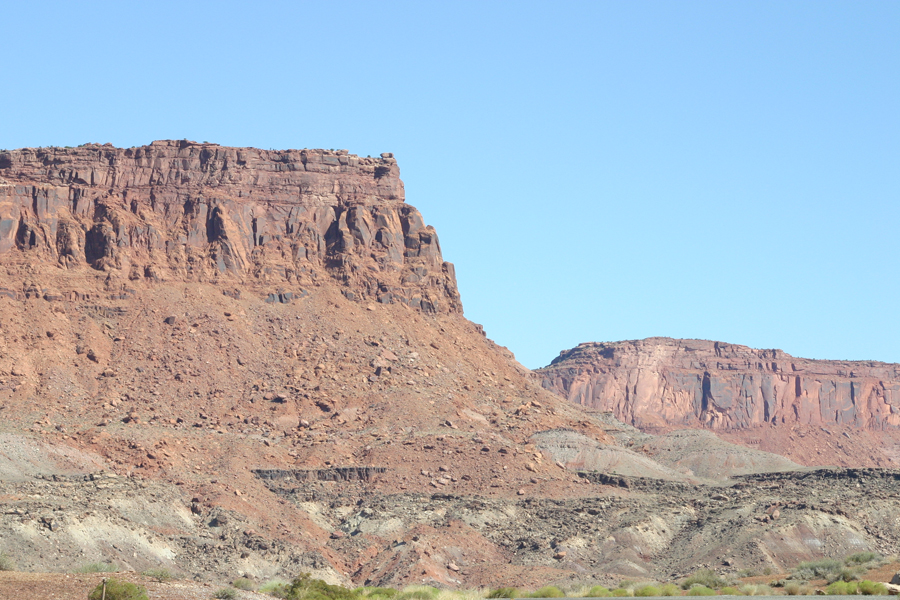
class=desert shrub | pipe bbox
[398,587,440,600]
[285,573,359,600]
[214,589,238,600]
[233,578,257,591]
[685,586,715,596]
[610,590,631,597]
[529,587,565,598]
[659,584,681,596]
[736,569,758,578]
[634,586,660,597]
[0,551,15,571]
[825,581,847,595]
[78,561,118,573]
[858,580,888,595]
[356,587,399,598]
[793,559,842,582]
[585,586,611,597]
[435,591,487,600]
[142,568,172,582]
[260,579,292,598]
[682,570,725,591]
[846,552,882,565]
[826,581,858,595]
[831,566,866,583]
[88,578,149,600]
[719,587,741,595]
[488,589,520,599]
[783,582,813,595]
[358,588,398,600]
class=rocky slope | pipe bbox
[1,143,897,590]
[0,141,618,586]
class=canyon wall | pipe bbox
[0,140,460,312]
[539,337,900,431]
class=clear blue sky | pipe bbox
[2,1,898,368]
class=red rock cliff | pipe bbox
[539,337,900,431]
[0,140,460,312]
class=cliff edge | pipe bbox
[539,337,900,431]
[0,140,460,312]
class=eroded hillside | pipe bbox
[1,143,898,589]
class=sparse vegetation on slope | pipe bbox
[87,578,148,600]
[681,570,726,591]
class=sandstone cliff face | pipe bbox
[0,140,459,312]
[539,337,900,431]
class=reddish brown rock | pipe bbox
[539,337,900,431]
[0,141,459,313]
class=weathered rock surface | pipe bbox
[3,142,899,590]
[0,141,459,312]
[539,337,900,431]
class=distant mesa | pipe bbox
[539,337,900,431]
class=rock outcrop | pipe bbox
[539,337,900,431]
[0,141,459,312]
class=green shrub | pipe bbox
[0,551,15,571]
[858,580,888,595]
[793,559,842,582]
[825,581,845,596]
[659,584,681,596]
[260,579,291,598]
[719,587,741,595]
[233,578,257,591]
[634,586,661,597]
[610,590,631,597]
[285,573,359,600]
[141,568,172,582]
[78,562,118,573]
[214,589,238,600]
[88,578,149,600]
[530,587,565,598]
[584,586,611,597]
[826,581,858,595]
[358,588,397,599]
[682,570,725,591]
[398,586,439,600]
[685,586,715,596]
[831,566,865,583]
[846,552,882,565]
[488,589,520,599]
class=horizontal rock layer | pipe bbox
[539,337,900,430]
[0,140,460,312]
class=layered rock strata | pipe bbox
[539,337,900,430]
[0,141,459,312]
